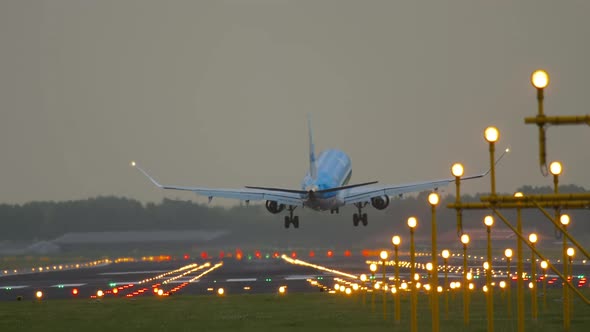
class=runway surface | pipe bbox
[1,254,587,301]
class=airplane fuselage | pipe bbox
[301,149,351,211]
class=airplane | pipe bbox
[132,116,505,229]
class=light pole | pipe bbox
[484,216,495,332]
[380,250,389,320]
[540,260,548,312]
[426,262,434,307]
[567,247,575,323]
[408,217,418,332]
[360,274,367,307]
[428,192,441,332]
[392,235,401,324]
[370,263,377,313]
[442,249,450,319]
[529,233,538,322]
[484,126,500,196]
[452,162,464,237]
[530,69,550,173]
[461,234,470,327]
[560,212,571,331]
[514,191,525,332]
[505,248,513,318]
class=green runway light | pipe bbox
[265,278,272,282]
[109,283,116,287]
[57,285,64,288]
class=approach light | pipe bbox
[428,192,440,206]
[540,261,548,270]
[279,286,286,294]
[157,289,164,296]
[484,126,499,143]
[529,233,538,244]
[567,247,575,258]
[451,163,464,177]
[560,214,570,226]
[461,234,470,245]
[426,262,433,271]
[407,217,417,228]
[549,161,562,176]
[499,281,506,289]
[130,161,136,167]
[380,250,388,260]
[370,263,378,273]
[531,69,550,89]
[483,262,490,270]
[484,215,494,227]
[514,192,524,198]
[442,250,450,259]
[392,235,401,246]
[360,274,367,282]
[97,290,104,297]
[35,291,43,299]
[505,248,513,258]
[217,288,225,296]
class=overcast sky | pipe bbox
[1,1,589,205]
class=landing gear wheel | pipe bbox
[361,213,368,226]
[353,213,359,227]
[293,216,299,228]
[284,216,290,229]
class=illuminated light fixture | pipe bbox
[505,249,513,258]
[531,69,550,89]
[451,163,464,177]
[428,192,440,206]
[529,233,538,244]
[217,288,225,296]
[499,281,506,289]
[35,291,43,299]
[540,261,548,270]
[549,161,562,176]
[560,214,570,226]
[407,217,417,228]
[370,263,378,273]
[345,288,352,295]
[157,289,164,296]
[392,236,401,246]
[483,262,490,270]
[484,126,499,143]
[72,288,78,296]
[97,290,104,297]
[442,250,450,259]
[380,250,388,260]
[567,247,575,258]
[112,288,118,294]
[279,286,287,294]
[460,234,470,245]
[484,215,494,227]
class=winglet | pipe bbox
[130,161,164,188]
[463,147,510,180]
[307,114,318,180]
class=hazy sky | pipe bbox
[1,1,589,205]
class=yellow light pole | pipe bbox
[567,247,575,323]
[530,69,550,173]
[484,126,500,196]
[380,250,389,320]
[540,260,548,312]
[560,212,571,331]
[461,234,470,327]
[442,249,450,319]
[428,192,441,332]
[426,262,434,308]
[452,163,464,237]
[370,263,377,313]
[484,215,495,332]
[392,235,401,324]
[505,248,513,318]
[514,192,525,332]
[360,274,368,307]
[529,233,538,322]
[408,217,418,332]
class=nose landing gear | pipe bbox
[352,202,368,226]
[284,206,299,228]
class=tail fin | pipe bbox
[308,114,318,180]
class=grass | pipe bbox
[0,290,589,332]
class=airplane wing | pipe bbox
[343,148,509,205]
[131,162,303,206]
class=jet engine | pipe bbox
[371,196,390,210]
[265,200,286,214]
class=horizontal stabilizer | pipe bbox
[245,181,378,195]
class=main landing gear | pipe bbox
[284,205,299,229]
[353,202,368,227]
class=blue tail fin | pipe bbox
[307,114,318,180]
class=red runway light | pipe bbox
[200,251,208,260]
[309,250,315,257]
[344,250,351,257]
[183,254,190,260]
[255,251,261,259]
[219,251,225,259]
[72,288,78,295]
[327,250,333,258]
[291,251,297,258]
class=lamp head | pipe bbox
[529,233,538,244]
[484,215,494,227]
[540,261,548,269]
[460,234,470,245]
[483,262,490,270]
[560,214,570,226]
[370,263,377,272]
[392,235,401,246]
[531,69,550,89]
[514,192,524,198]
[504,248,513,258]
[379,250,388,260]
[451,163,464,177]
[484,126,500,143]
[360,274,367,282]
[426,262,433,271]
[428,192,440,206]
[442,249,450,259]
[407,217,417,228]
[549,161,562,176]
